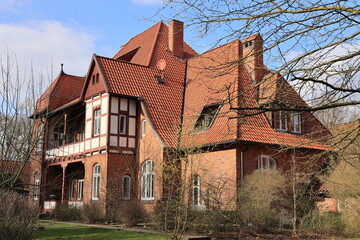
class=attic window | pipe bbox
[244,40,253,48]
[193,103,221,131]
[117,47,140,62]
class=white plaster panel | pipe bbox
[68,145,74,155]
[85,121,92,139]
[119,137,127,147]
[80,142,85,152]
[86,102,92,120]
[110,115,118,134]
[128,137,135,148]
[111,97,119,114]
[110,136,118,146]
[85,140,91,150]
[100,136,106,147]
[129,100,136,116]
[129,117,136,136]
[100,115,107,135]
[93,100,101,107]
[120,98,128,111]
[101,97,108,114]
[92,138,100,148]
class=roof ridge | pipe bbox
[96,54,157,70]
[145,21,163,66]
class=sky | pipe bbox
[0,0,186,82]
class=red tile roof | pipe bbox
[36,72,85,113]
[96,22,197,146]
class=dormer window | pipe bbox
[194,103,221,131]
[291,113,301,133]
[278,111,287,131]
[244,40,253,48]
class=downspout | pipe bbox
[240,142,250,187]
[177,60,188,150]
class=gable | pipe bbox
[83,59,108,100]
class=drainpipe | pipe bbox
[240,142,250,187]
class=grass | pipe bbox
[34,221,167,240]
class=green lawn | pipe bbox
[34,221,167,240]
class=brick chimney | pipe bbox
[168,20,184,58]
[243,34,264,83]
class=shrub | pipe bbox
[301,211,345,235]
[53,203,81,221]
[237,169,288,232]
[81,202,105,223]
[0,189,39,240]
[115,200,146,227]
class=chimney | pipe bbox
[169,20,184,58]
[243,34,264,83]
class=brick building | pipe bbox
[30,20,331,212]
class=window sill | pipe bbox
[140,199,155,204]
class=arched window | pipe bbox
[141,160,154,200]
[92,164,100,200]
[192,174,201,206]
[122,175,131,200]
[34,172,40,201]
[256,155,276,169]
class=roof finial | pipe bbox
[60,63,65,75]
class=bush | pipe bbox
[237,169,288,232]
[115,200,146,227]
[54,203,81,221]
[0,189,39,240]
[81,202,105,223]
[301,211,345,235]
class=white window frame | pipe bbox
[122,175,131,200]
[92,164,100,200]
[69,180,75,200]
[192,174,201,206]
[93,109,101,136]
[141,160,154,200]
[77,179,84,200]
[278,111,288,131]
[257,155,277,169]
[292,113,301,133]
[141,120,146,137]
[34,172,40,201]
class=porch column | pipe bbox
[61,163,68,202]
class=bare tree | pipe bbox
[0,51,42,192]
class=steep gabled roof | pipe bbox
[36,70,85,113]
[113,21,196,67]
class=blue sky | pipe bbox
[0,0,191,80]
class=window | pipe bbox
[34,172,40,201]
[192,174,201,206]
[122,175,131,200]
[69,180,75,200]
[53,124,64,147]
[141,120,146,137]
[291,113,301,133]
[93,109,101,136]
[96,73,99,84]
[278,111,287,131]
[119,115,127,135]
[92,164,100,200]
[257,155,276,169]
[36,123,44,154]
[244,40,253,48]
[194,103,221,131]
[78,179,84,200]
[141,160,154,200]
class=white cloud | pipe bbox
[0,20,95,82]
[131,0,163,6]
[0,0,31,12]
